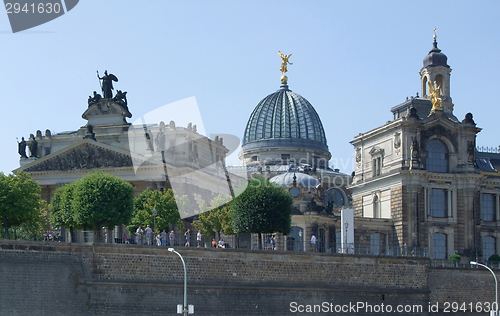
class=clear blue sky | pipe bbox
[1,1,499,175]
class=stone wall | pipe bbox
[0,241,497,315]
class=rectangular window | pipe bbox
[372,157,382,177]
[430,188,447,218]
[432,233,447,259]
[370,233,381,255]
[482,194,496,222]
[483,236,496,261]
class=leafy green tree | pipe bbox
[72,171,134,241]
[193,194,234,238]
[49,182,79,241]
[231,177,293,249]
[0,171,43,239]
[128,189,185,234]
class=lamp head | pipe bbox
[168,248,174,252]
[470,261,478,265]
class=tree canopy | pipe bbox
[231,177,293,237]
[71,171,134,231]
[0,171,43,239]
[128,189,185,234]
[49,182,78,229]
[193,194,234,237]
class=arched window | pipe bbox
[426,139,448,173]
[483,236,496,261]
[325,189,345,207]
[423,76,428,96]
[432,233,447,259]
[373,195,380,218]
[435,75,444,95]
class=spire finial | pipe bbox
[278,51,293,83]
[433,27,437,40]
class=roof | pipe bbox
[242,81,328,153]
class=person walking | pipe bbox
[310,234,317,252]
[184,229,190,247]
[169,230,175,246]
[145,225,153,245]
[197,230,202,247]
[135,226,144,245]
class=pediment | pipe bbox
[82,100,132,119]
[369,147,384,156]
[20,139,155,173]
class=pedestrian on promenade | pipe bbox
[135,226,144,244]
[145,225,153,245]
[311,234,317,252]
[161,229,167,246]
[184,229,190,247]
[197,230,202,247]
[169,230,175,246]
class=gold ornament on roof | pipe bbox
[427,80,443,112]
[278,51,293,82]
[433,27,437,40]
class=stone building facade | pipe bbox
[348,34,500,262]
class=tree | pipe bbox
[231,177,293,249]
[0,171,43,239]
[128,189,185,235]
[49,182,79,241]
[72,171,134,241]
[193,194,234,238]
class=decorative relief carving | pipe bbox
[394,132,401,150]
[25,144,139,172]
[355,147,361,165]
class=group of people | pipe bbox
[211,237,228,248]
[131,227,203,247]
[43,231,56,241]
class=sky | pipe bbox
[1,0,499,175]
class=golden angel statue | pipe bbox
[278,51,293,75]
[427,80,443,111]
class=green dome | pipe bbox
[242,82,328,153]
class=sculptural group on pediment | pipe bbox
[25,144,133,172]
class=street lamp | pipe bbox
[168,248,191,315]
[470,261,498,315]
[153,207,158,235]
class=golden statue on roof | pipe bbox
[433,27,437,40]
[278,51,293,82]
[428,80,443,112]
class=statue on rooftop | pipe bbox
[427,80,443,112]
[97,70,118,99]
[278,51,293,75]
[113,90,128,110]
[28,133,38,158]
[17,137,27,158]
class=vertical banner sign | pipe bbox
[4,0,79,33]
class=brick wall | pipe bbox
[0,240,497,315]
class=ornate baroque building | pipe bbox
[348,32,500,261]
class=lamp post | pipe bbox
[470,261,498,315]
[169,248,188,316]
[344,221,348,254]
[153,207,158,235]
